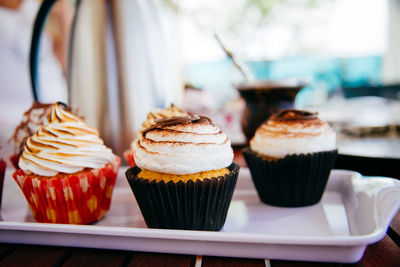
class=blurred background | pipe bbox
[0,0,399,171]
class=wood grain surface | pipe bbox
[0,245,72,267]
[202,256,266,267]
[62,248,130,267]
[127,252,193,267]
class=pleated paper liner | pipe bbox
[123,150,136,167]
[10,153,19,169]
[242,148,337,207]
[12,157,121,224]
[0,159,6,208]
[125,163,240,231]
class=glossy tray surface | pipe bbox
[1,167,399,263]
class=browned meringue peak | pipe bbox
[47,102,82,124]
[271,109,318,121]
[18,103,116,176]
[142,115,212,134]
[10,102,80,154]
[140,104,188,130]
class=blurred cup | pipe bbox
[236,80,305,142]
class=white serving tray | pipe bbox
[1,167,399,263]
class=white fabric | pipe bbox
[0,0,67,159]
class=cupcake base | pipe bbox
[125,163,240,231]
[12,157,121,224]
[243,148,337,207]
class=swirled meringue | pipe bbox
[250,109,336,158]
[10,102,81,154]
[10,103,51,152]
[18,103,116,176]
[140,104,188,130]
[134,115,233,175]
[130,105,189,151]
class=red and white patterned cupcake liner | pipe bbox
[0,159,6,208]
[12,157,120,224]
[123,150,136,167]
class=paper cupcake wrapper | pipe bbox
[0,159,6,208]
[125,163,240,231]
[10,154,20,169]
[243,148,337,207]
[123,150,136,167]
[12,157,121,224]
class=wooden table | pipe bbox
[1,152,399,267]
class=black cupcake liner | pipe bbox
[125,163,239,231]
[242,148,337,207]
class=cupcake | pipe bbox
[12,102,120,224]
[243,109,337,207]
[125,115,239,231]
[124,104,188,166]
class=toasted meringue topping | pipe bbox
[18,103,116,176]
[142,115,212,134]
[250,109,336,158]
[141,104,188,130]
[10,102,52,154]
[134,115,233,175]
[272,109,318,121]
[10,102,81,155]
[130,104,190,151]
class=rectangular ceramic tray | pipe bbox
[1,167,399,263]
